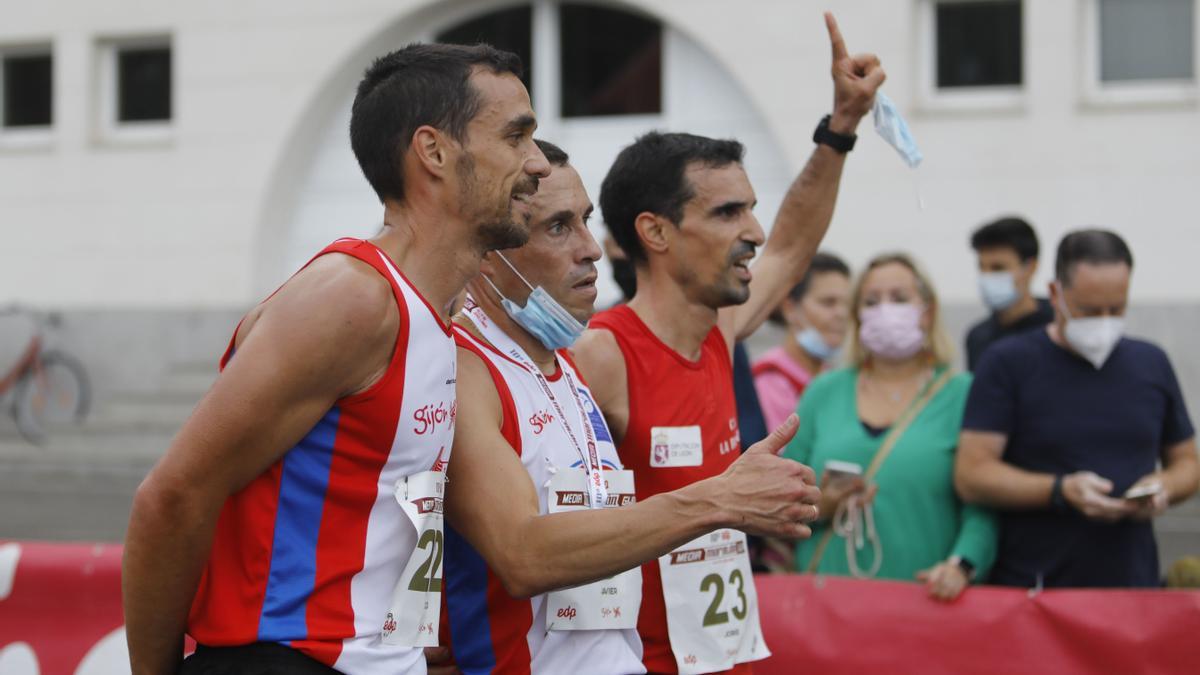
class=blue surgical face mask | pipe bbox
[978,271,1019,311]
[797,327,840,362]
[872,92,923,168]
[485,253,586,350]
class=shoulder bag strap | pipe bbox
[806,367,956,573]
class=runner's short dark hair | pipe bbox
[351,43,523,203]
[535,139,569,167]
[599,131,745,264]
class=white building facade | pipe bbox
[1,0,1197,309]
[2,0,1199,412]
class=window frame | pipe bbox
[1079,0,1199,108]
[95,33,174,146]
[916,0,1027,113]
[0,40,55,151]
[422,0,665,139]
[556,2,663,119]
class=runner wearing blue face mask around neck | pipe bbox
[483,251,586,350]
[964,216,1054,371]
[753,252,852,434]
[956,229,1199,589]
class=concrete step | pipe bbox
[86,398,197,433]
[0,407,189,437]
[169,359,223,375]
[0,425,174,463]
[0,458,150,541]
[159,367,217,395]
[109,387,204,406]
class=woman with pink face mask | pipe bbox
[782,253,997,602]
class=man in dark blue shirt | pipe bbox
[964,216,1055,371]
[954,229,1199,588]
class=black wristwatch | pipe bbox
[813,115,857,153]
[1050,474,1069,513]
[949,555,976,581]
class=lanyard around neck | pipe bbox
[461,296,609,510]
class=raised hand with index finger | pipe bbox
[825,11,886,135]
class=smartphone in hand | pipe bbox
[1123,482,1163,502]
[824,460,864,483]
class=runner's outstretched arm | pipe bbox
[722,12,885,345]
[445,347,820,598]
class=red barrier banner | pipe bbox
[753,574,1200,675]
[0,541,125,675]
[4,542,1200,674]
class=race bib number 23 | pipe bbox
[658,529,769,674]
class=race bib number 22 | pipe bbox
[382,470,445,647]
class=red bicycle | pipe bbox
[0,308,90,443]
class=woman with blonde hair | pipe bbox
[783,252,997,600]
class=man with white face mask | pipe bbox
[964,217,1054,371]
[955,229,1199,588]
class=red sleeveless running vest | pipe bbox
[587,305,750,674]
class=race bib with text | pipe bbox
[381,470,445,647]
[658,529,769,674]
[544,469,642,631]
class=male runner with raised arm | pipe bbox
[572,13,885,674]
[122,44,549,675]
[438,140,819,675]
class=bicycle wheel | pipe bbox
[14,350,91,443]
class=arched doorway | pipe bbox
[258,0,792,307]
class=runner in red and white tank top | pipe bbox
[122,43,555,675]
[443,299,644,675]
[573,16,884,672]
[187,238,455,673]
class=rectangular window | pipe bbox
[96,36,173,144]
[559,4,661,117]
[117,45,171,122]
[1100,0,1194,82]
[936,0,1023,88]
[2,50,52,128]
[437,6,533,99]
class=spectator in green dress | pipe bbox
[783,252,997,601]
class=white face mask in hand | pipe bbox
[1057,285,1124,369]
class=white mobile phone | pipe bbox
[824,460,864,480]
[1123,483,1163,501]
